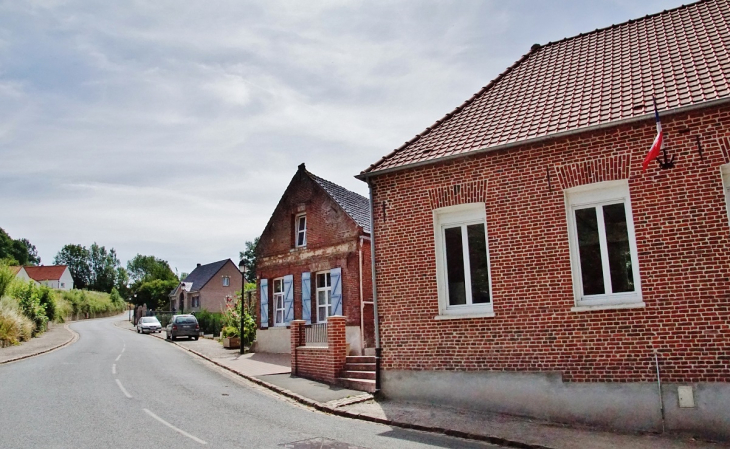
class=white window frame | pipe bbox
[272,278,286,326]
[295,213,307,247]
[315,271,332,322]
[433,203,494,319]
[565,180,643,311]
[721,164,730,226]
[222,276,230,287]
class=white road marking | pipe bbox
[144,409,207,445]
[115,354,121,362]
[121,347,125,353]
[115,379,132,398]
[112,364,116,375]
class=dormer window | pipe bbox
[295,213,307,247]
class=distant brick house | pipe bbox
[169,259,242,313]
[359,0,730,440]
[13,265,74,290]
[255,164,374,355]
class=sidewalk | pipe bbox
[64,320,730,448]
[0,322,76,364]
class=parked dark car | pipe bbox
[136,316,162,334]
[166,314,200,341]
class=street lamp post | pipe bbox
[238,260,248,355]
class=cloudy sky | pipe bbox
[1,0,686,275]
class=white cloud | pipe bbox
[0,0,689,273]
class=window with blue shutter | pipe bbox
[301,272,311,325]
[283,274,294,324]
[260,279,269,328]
[330,267,342,317]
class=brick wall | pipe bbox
[291,317,348,384]
[370,104,730,383]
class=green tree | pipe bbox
[238,237,259,284]
[0,228,40,266]
[88,243,120,292]
[127,254,177,284]
[54,244,91,289]
[133,279,178,310]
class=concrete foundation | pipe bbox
[381,370,730,441]
[346,326,361,355]
[254,327,291,353]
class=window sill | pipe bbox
[434,311,495,320]
[571,302,646,313]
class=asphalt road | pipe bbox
[0,316,497,449]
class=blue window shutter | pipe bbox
[330,267,342,316]
[301,272,311,325]
[260,279,269,328]
[283,275,294,324]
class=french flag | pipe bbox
[642,98,663,172]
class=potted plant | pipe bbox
[221,325,240,349]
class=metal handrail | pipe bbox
[305,323,327,345]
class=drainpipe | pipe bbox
[654,350,665,433]
[367,179,382,391]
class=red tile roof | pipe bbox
[24,265,68,282]
[361,0,730,176]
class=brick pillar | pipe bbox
[290,320,306,375]
[327,316,347,383]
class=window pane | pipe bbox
[603,203,634,293]
[318,291,326,306]
[467,224,491,304]
[298,216,306,231]
[575,208,605,295]
[444,226,466,305]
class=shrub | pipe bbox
[221,325,239,338]
[9,280,48,336]
[194,310,223,336]
[0,264,14,298]
[37,286,57,322]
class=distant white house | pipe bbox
[13,265,74,290]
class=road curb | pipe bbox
[0,324,79,365]
[123,324,553,449]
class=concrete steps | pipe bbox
[338,356,377,393]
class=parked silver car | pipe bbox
[165,314,200,341]
[136,316,162,334]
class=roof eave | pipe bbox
[358,96,730,181]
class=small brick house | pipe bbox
[359,0,730,440]
[255,164,374,356]
[169,259,242,313]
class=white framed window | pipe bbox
[316,271,332,322]
[433,203,493,318]
[565,180,643,310]
[722,164,730,226]
[295,213,307,247]
[273,278,286,326]
[222,276,230,287]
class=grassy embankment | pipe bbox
[0,264,126,347]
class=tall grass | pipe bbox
[0,296,33,347]
[60,289,126,318]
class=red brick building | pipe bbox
[359,0,730,439]
[169,259,242,314]
[255,164,374,355]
